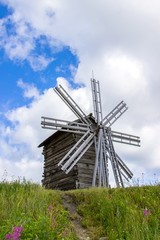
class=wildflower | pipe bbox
[5,234,12,239]
[5,225,23,240]
[14,226,23,233]
[12,232,19,240]
[143,208,151,217]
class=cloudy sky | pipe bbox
[0,0,160,186]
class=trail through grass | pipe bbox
[68,186,160,240]
[0,181,159,239]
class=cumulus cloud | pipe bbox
[0,78,91,182]
[0,6,55,70]
[0,16,35,58]
[17,79,40,99]
[0,0,160,184]
[28,55,54,72]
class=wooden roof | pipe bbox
[38,130,62,148]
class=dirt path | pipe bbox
[62,194,90,240]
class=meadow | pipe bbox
[0,180,77,240]
[0,180,159,240]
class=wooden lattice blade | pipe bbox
[41,116,89,134]
[54,84,90,125]
[91,78,103,124]
[102,101,128,127]
[116,154,133,180]
[111,130,140,146]
[58,131,94,174]
[106,127,124,187]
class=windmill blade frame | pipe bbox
[106,127,124,187]
[102,101,128,127]
[111,130,140,146]
[40,77,140,189]
[41,116,89,134]
[54,84,90,125]
[58,130,95,174]
[91,78,103,124]
[116,154,133,180]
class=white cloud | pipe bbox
[105,52,147,95]
[0,78,91,182]
[28,55,54,71]
[4,35,34,60]
[0,16,35,59]
[0,0,160,184]
[17,79,40,99]
[0,157,43,182]
[0,9,55,70]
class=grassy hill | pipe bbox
[0,181,159,240]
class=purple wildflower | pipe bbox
[14,226,23,233]
[143,208,151,217]
[5,234,12,239]
[5,225,23,240]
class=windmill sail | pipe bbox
[41,77,140,188]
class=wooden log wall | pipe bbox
[41,130,97,190]
[42,132,78,190]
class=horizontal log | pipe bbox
[77,174,93,181]
[77,162,95,170]
[78,169,94,176]
[44,177,76,186]
[45,182,76,190]
[45,173,77,183]
[43,163,78,173]
[77,182,92,189]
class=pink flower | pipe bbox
[14,226,23,233]
[13,232,19,240]
[143,208,151,217]
[5,234,12,239]
[5,225,23,240]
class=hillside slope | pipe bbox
[0,182,159,240]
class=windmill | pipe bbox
[41,78,140,188]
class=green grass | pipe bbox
[0,180,77,240]
[68,186,160,240]
[0,181,160,239]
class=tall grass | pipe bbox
[0,181,159,239]
[68,186,160,240]
[0,180,77,240]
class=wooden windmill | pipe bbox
[40,78,140,188]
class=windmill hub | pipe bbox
[41,78,140,188]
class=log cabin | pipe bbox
[38,116,96,190]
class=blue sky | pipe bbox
[0,45,78,109]
[0,4,79,110]
[0,0,160,185]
